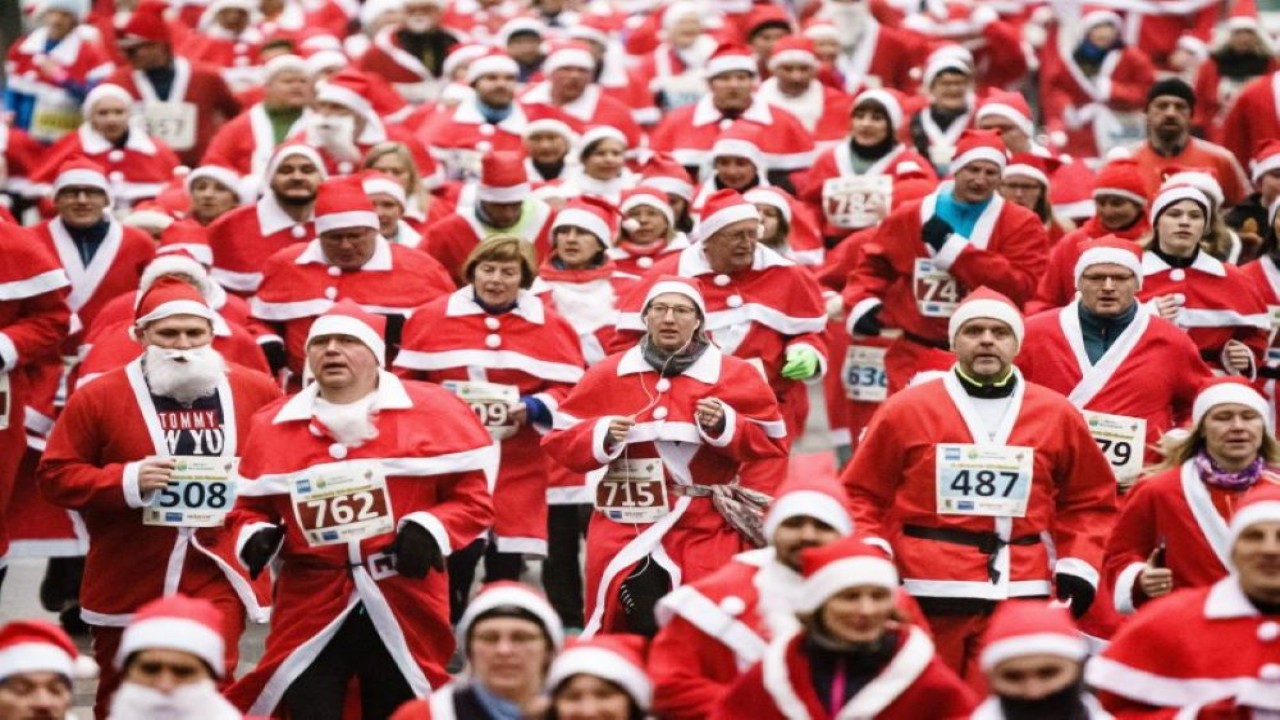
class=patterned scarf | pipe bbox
[1194,450,1265,490]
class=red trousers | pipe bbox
[926,612,990,696]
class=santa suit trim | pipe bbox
[427,685,460,719]
[257,192,310,237]
[920,109,972,155]
[1058,42,1124,105]
[1260,255,1280,301]
[521,81,601,123]
[835,142,904,179]
[448,100,530,136]
[394,348,584,384]
[920,188,1005,268]
[1177,460,1233,569]
[0,268,71,301]
[78,121,159,156]
[1059,298,1151,409]
[48,217,123,312]
[1176,308,1271,330]
[132,57,193,104]
[1113,560,1147,615]
[237,449,501,496]
[371,26,435,82]
[835,20,881,91]
[211,268,264,293]
[971,695,1114,719]
[656,584,768,670]
[249,297,335,321]
[247,104,304,177]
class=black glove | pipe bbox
[1055,573,1095,618]
[922,216,955,253]
[388,522,444,579]
[261,340,288,375]
[240,525,284,581]
[852,305,883,336]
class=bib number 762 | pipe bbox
[300,492,383,527]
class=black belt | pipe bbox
[1199,350,1219,363]
[901,331,950,350]
[1259,365,1280,380]
[903,524,1040,584]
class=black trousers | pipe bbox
[447,538,523,624]
[543,503,589,629]
[282,605,414,720]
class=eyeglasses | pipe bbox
[647,304,697,318]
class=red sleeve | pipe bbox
[840,396,906,543]
[650,615,739,720]
[37,388,135,511]
[977,21,1028,89]
[1107,51,1157,110]
[1028,232,1081,314]
[707,662,775,720]
[1048,404,1119,583]
[1103,478,1158,612]
[948,212,1049,305]
[2,287,70,369]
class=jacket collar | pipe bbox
[294,235,393,271]
[1204,576,1266,619]
[257,191,311,236]
[274,370,413,423]
[77,120,158,155]
[450,99,529,133]
[615,342,722,383]
[1141,248,1226,277]
[675,241,793,277]
[444,286,546,324]
[692,94,773,127]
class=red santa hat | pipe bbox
[37,0,89,20]
[522,115,580,145]
[1162,168,1224,209]
[643,275,707,317]
[976,89,1035,138]
[1003,153,1057,188]
[314,176,378,235]
[744,4,791,39]
[456,581,565,652]
[948,286,1024,349]
[53,156,112,201]
[1228,481,1280,549]
[553,197,619,249]
[134,276,215,327]
[466,49,520,84]
[139,250,211,298]
[802,17,840,43]
[264,53,310,81]
[119,0,171,45]
[306,49,349,77]
[796,536,899,613]
[478,152,531,204]
[580,125,629,156]
[620,186,674,228]
[1192,377,1273,434]
[762,472,854,539]
[316,68,377,119]
[123,201,176,234]
[546,635,652,710]
[923,44,973,88]
[1093,157,1150,207]
[1073,235,1144,289]
[156,222,213,267]
[543,40,596,74]
[705,43,758,79]
[1150,183,1211,225]
[767,35,818,71]
[264,142,328,184]
[117,595,226,676]
[1251,139,1280,185]
[0,620,96,682]
[661,1,703,34]
[361,171,406,209]
[709,122,766,178]
[640,153,695,202]
[692,189,760,244]
[1227,0,1262,31]
[951,129,1008,172]
[979,600,1087,672]
[442,43,491,82]
[743,187,822,250]
[852,88,905,133]
[184,163,248,204]
[307,299,387,366]
[894,161,940,204]
[497,16,546,46]
[84,83,135,116]
[1079,4,1123,33]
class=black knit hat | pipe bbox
[1146,77,1196,110]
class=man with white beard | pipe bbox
[38,278,281,718]
[818,0,924,95]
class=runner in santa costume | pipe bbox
[1088,481,1280,717]
[364,171,424,247]
[519,40,644,150]
[389,582,564,720]
[108,595,244,719]
[1019,236,1212,474]
[199,54,311,180]
[1038,8,1155,162]
[608,185,692,278]
[648,43,815,190]
[843,130,1048,393]
[631,2,721,117]
[841,288,1117,683]
[207,143,324,297]
[37,278,279,716]
[543,274,788,638]
[613,190,826,488]
[105,1,241,167]
[899,1,1027,94]
[182,164,249,229]
[556,126,636,206]
[300,67,432,178]
[1140,183,1269,377]
[746,187,826,270]
[423,152,556,283]
[711,536,977,720]
[800,87,936,245]
[0,619,93,719]
[1225,140,1280,253]
[906,47,976,175]
[395,235,583,617]
[1029,156,1150,314]
[1221,66,1280,171]
[545,634,652,720]
[757,36,853,147]
[1192,2,1277,146]
[356,0,461,107]
[648,473,857,720]
[227,302,496,718]
[1242,196,1280,417]
[999,154,1073,245]
[178,0,264,94]
[1104,379,1279,617]
[251,175,454,383]
[418,49,533,179]
[1121,0,1218,73]
[971,600,1112,720]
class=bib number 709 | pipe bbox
[949,469,1021,498]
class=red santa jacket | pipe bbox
[37,359,279,624]
[712,627,977,720]
[842,372,1118,602]
[200,102,306,179]
[1103,462,1259,617]
[605,233,692,278]
[533,261,639,367]
[1138,249,1269,375]
[208,194,315,295]
[357,26,453,106]
[394,288,584,554]
[800,142,938,239]
[1027,218,1150,314]
[31,123,182,210]
[831,20,925,95]
[75,320,269,393]
[1222,72,1280,170]
[176,27,263,85]
[520,82,644,150]
[1239,256,1280,417]
[649,95,816,177]
[1130,139,1252,208]
[251,238,454,376]
[422,200,556,283]
[1019,301,1211,466]
[756,78,853,149]
[1124,0,1217,71]
[1039,39,1155,161]
[32,217,155,334]
[1193,55,1278,144]
[5,27,114,143]
[417,100,534,177]
[1087,577,1280,716]
[2,123,48,199]
[104,56,241,166]
[224,373,496,716]
[542,343,788,636]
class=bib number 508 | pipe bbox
[950,469,1020,498]
[157,482,230,509]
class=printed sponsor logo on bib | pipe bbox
[936,444,1034,517]
[1083,410,1145,483]
[595,457,670,524]
[143,456,238,528]
[290,459,394,546]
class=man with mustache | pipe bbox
[357,0,461,106]
[38,278,281,718]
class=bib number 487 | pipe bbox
[949,469,1021,498]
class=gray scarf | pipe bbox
[640,334,710,377]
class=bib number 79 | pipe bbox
[1095,437,1132,468]
[949,469,1020,498]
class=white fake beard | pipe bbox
[824,1,870,45]
[304,113,360,160]
[108,680,242,720]
[314,394,380,448]
[142,344,225,405]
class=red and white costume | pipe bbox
[756,36,853,147]
[827,16,924,95]
[4,23,114,144]
[649,94,816,180]
[395,288,584,556]
[1221,71,1280,170]
[31,217,155,336]
[200,100,306,179]
[520,42,644,149]
[534,261,639,368]
[1121,0,1217,71]
[177,14,264,94]
[356,25,453,106]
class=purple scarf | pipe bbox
[1194,451,1265,490]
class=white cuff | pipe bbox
[122,461,150,509]
[845,298,883,337]
[1054,557,1100,588]
[1096,76,1112,102]
[235,521,278,570]
[0,332,16,372]
[1113,561,1146,615]
[697,401,737,447]
[398,511,453,557]
[931,233,970,271]
[863,536,894,558]
[592,417,627,465]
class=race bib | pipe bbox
[143,456,237,528]
[842,345,888,402]
[143,102,197,151]
[443,380,520,440]
[1267,305,1280,365]
[290,459,394,546]
[936,444,1034,518]
[1083,410,1146,483]
[0,373,10,431]
[30,94,80,143]
[658,74,707,109]
[595,457,669,524]
[823,175,893,230]
[913,258,962,318]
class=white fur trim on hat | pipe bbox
[523,117,578,142]
[580,126,629,155]
[646,176,694,202]
[544,47,596,74]
[710,138,764,173]
[1073,248,1143,289]
[952,147,1007,172]
[1229,500,1280,547]
[692,204,760,244]
[136,299,216,327]
[1080,9,1123,31]
[621,193,674,226]
[644,280,706,316]
[456,585,565,652]
[264,53,308,80]
[705,53,757,79]
[476,183,531,203]
[923,54,971,88]
[467,54,519,84]
[265,145,328,183]
[53,169,111,200]
[1092,187,1147,207]
[84,83,134,113]
[662,1,701,32]
[362,177,406,207]
[0,643,75,680]
[185,165,246,202]
[797,557,899,612]
[123,208,175,232]
[117,618,224,676]
[547,647,652,709]
[948,299,1025,349]
[1003,163,1048,187]
[977,103,1034,137]
[553,208,612,246]
[854,89,903,130]
[140,255,211,295]
[980,632,1088,671]
[763,490,853,539]
[743,188,792,223]
[1253,154,1280,184]
[316,81,373,117]
[1150,185,1210,225]
[308,313,386,366]
[1192,383,1272,433]
[768,48,817,70]
[316,210,380,235]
